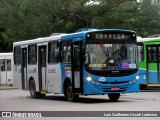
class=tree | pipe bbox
[0,0,160,52]
[137,0,160,37]
[91,0,133,28]
[91,0,160,37]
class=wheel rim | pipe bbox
[67,84,72,98]
[30,81,35,96]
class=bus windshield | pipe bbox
[85,43,137,71]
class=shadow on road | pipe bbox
[140,86,160,92]
[26,95,129,104]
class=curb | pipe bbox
[0,84,13,86]
[0,86,17,90]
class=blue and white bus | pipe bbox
[13,29,140,102]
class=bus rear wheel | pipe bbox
[66,82,79,102]
[108,94,120,102]
[29,79,45,99]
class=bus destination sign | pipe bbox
[87,32,136,40]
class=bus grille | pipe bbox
[100,81,130,92]
[100,81,129,84]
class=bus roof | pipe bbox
[0,53,13,56]
[13,29,136,46]
[0,52,13,59]
[61,29,136,40]
[137,37,160,43]
[13,34,66,46]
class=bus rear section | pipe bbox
[0,53,13,86]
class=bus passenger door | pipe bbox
[146,45,160,84]
[21,48,27,89]
[72,41,83,93]
[38,45,47,91]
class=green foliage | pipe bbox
[65,21,74,31]
[137,0,160,37]
[0,0,160,51]
[91,0,160,37]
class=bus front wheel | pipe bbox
[108,94,120,102]
[66,82,79,102]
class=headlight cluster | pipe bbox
[86,74,140,85]
[86,76,92,82]
[86,76,100,85]
[130,74,140,84]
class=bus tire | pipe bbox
[140,84,148,90]
[66,82,79,102]
[29,79,44,99]
[38,93,46,98]
[108,94,120,102]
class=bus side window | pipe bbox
[7,60,11,71]
[14,46,21,65]
[0,60,5,71]
[138,43,144,62]
[0,59,11,72]
[28,45,37,65]
[48,41,59,64]
[60,41,71,63]
[148,47,157,63]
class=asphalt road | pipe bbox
[0,86,160,120]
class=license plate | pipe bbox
[111,86,120,91]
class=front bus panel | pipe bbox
[83,30,140,95]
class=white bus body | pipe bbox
[0,53,13,85]
[13,35,63,94]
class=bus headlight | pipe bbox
[86,76,92,82]
[136,75,140,80]
[130,74,140,84]
[86,76,100,85]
